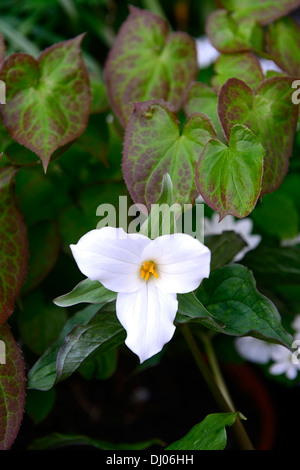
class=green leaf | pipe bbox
[242,245,300,286]
[0,34,91,172]
[27,305,100,391]
[104,5,197,127]
[197,264,292,348]
[53,278,117,307]
[123,100,216,207]
[195,124,264,219]
[206,9,263,53]
[55,302,125,384]
[78,348,118,381]
[205,231,247,271]
[0,322,26,450]
[0,166,28,325]
[17,290,68,356]
[251,192,299,240]
[28,432,164,450]
[218,77,299,196]
[220,0,300,25]
[22,220,60,293]
[176,292,225,333]
[266,17,300,77]
[166,412,242,450]
[25,388,56,425]
[211,52,264,93]
[184,82,224,140]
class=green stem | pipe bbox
[180,324,254,450]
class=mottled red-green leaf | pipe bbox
[196,124,264,219]
[205,9,264,54]
[184,82,224,140]
[218,77,299,196]
[0,322,26,450]
[219,0,300,25]
[0,34,91,172]
[104,6,197,127]
[123,100,216,207]
[0,167,28,325]
[212,52,264,92]
[266,17,300,77]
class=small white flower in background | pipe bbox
[204,213,261,262]
[269,344,300,380]
[259,59,282,75]
[235,337,273,364]
[195,36,219,69]
[281,233,300,247]
[70,227,211,363]
[235,314,300,381]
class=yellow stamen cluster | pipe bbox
[140,260,159,281]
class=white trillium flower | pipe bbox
[204,213,261,262]
[70,227,211,363]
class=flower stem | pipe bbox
[180,324,254,450]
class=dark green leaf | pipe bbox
[27,305,100,391]
[205,231,247,271]
[242,245,300,286]
[53,278,117,307]
[166,412,242,450]
[28,432,164,450]
[197,264,292,348]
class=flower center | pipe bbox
[140,260,159,281]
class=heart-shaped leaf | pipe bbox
[0,167,28,325]
[212,52,264,92]
[266,17,300,77]
[184,82,224,140]
[195,124,264,219]
[0,34,91,172]
[206,9,263,53]
[0,322,26,450]
[197,264,292,348]
[123,100,216,207]
[104,6,197,127]
[218,77,299,196]
[219,0,300,25]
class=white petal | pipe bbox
[116,283,178,363]
[269,362,289,376]
[70,227,151,293]
[141,233,211,293]
[235,337,272,364]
